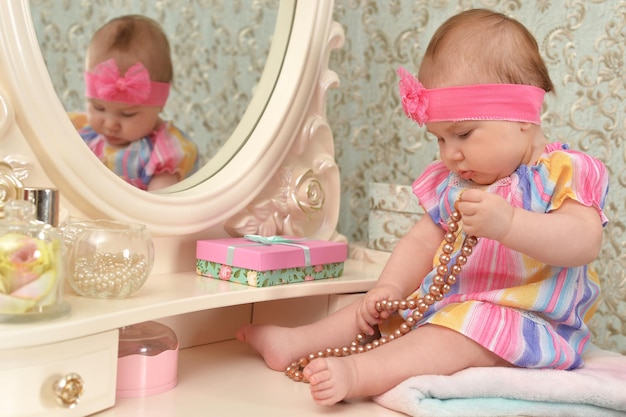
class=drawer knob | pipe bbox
[53,373,84,408]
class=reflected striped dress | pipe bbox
[70,113,199,191]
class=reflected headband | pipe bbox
[397,66,545,126]
[85,59,170,107]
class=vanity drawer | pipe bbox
[0,330,118,417]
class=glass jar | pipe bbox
[63,219,154,298]
[0,200,69,322]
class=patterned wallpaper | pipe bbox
[329,0,626,353]
[28,0,625,352]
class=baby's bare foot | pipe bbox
[236,324,294,371]
[303,357,357,406]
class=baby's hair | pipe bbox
[86,14,173,83]
[418,9,554,93]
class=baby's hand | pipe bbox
[455,189,514,241]
[356,286,401,335]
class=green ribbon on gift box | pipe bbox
[225,235,312,267]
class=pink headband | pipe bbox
[397,66,545,126]
[85,59,170,107]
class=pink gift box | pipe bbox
[196,236,348,287]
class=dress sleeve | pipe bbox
[146,122,199,180]
[537,149,609,226]
[67,112,88,130]
[412,161,451,227]
[66,112,104,155]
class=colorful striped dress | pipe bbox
[405,142,609,370]
[70,113,199,190]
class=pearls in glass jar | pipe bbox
[63,220,154,299]
[71,252,150,297]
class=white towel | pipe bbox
[374,346,626,417]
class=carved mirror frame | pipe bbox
[0,1,344,272]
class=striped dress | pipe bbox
[71,113,198,190]
[405,142,609,370]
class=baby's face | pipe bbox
[85,98,162,146]
[427,119,535,185]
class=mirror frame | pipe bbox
[0,0,341,238]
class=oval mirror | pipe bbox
[0,1,340,238]
[29,1,282,189]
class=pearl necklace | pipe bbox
[285,210,478,382]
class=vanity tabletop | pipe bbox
[0,259,384,350]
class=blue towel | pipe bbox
[374,346,626,417]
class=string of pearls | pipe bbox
[285,210,478,382]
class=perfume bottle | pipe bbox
[23,187,59,226]
[0,200,70,322]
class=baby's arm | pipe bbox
[147,172,180,191]
[356,214,444,334]
[457,189,603,267]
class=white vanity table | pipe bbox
[0,1,404,415]
[1,260,401,417]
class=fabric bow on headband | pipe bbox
[85,59,170,107]
[397,67,429,126]
[396,66,545,126]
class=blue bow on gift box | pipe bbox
[224,235,312,266]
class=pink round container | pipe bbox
[116,321,179,398]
